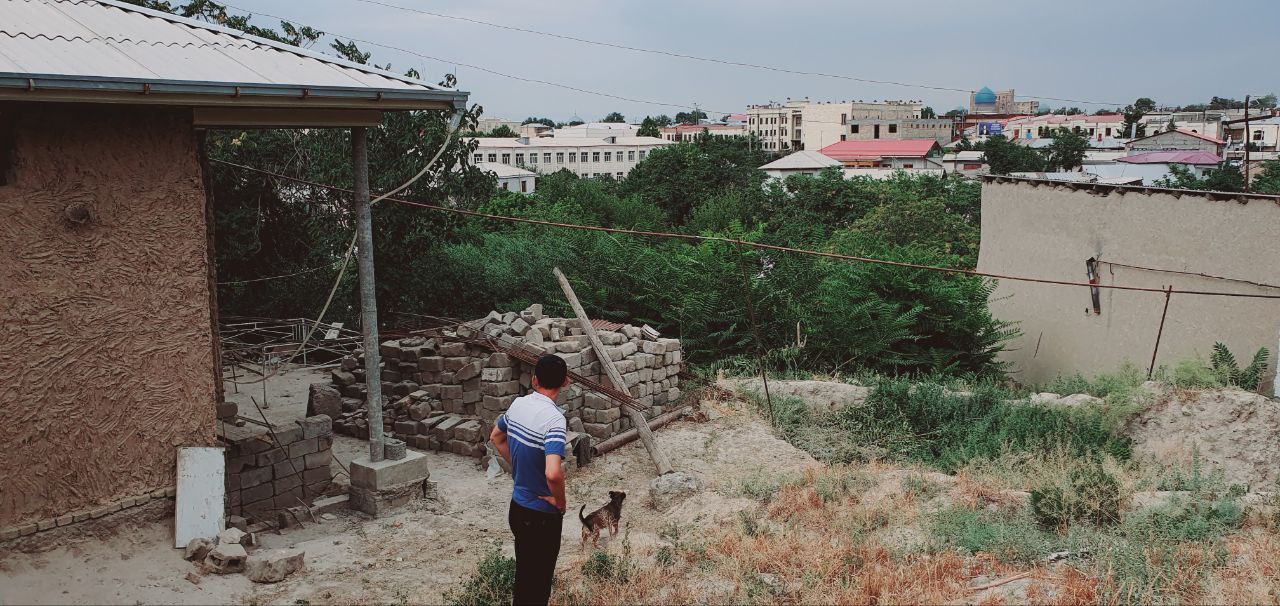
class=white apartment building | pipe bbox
[1003,114,1127,141]
[746,99,952,152]
[469,135,673,179]
[475,162,537,194]
[659,123,746,142]
[554,122,640,138]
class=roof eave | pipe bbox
[0,73,469,111]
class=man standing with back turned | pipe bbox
[489,354,569,606]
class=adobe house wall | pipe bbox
[0,104,217,529]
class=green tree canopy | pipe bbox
[980,135,1045,175]
[601,112,626,123]
[674,110,708,125]
[522,117,556,127]
[637,117,661,138]
[1154,163,1245,192]
[1251,160,1280,194]
[1044,128,1089,172]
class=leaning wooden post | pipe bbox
[554,267,674,476]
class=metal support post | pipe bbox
[353,127,385,462]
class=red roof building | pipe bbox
[818,139,943,168]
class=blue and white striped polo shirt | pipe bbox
[496,391,567,513]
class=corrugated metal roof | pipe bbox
[0,0,467,109]
[759,150,841,170]
[1116,151,1222,165]
[818,139,941,161]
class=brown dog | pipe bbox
[578,490,626,550]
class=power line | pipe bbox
[211,158,1280,301]
[218,3,951,130]
[217,260,342,285]
[222,2,702,112]
[345,0,1127,107]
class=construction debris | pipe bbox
[314,304,684,460]
[218,415,336,522]
[244,548,306,583]
[204,543,247,574]
[183,537,214,562]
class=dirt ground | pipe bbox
[0,393,815,605]
[720,377,871,413]
[1127,384,1280,489]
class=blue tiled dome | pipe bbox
[974,86,997,105]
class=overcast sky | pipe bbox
[229,0,1278,122]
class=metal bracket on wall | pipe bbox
[1086,257,1102,315]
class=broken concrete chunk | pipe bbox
[308,384,342,419]
[245,549,305,583]
[216,527,247,546]
[184,537,214,562]
[510,317,531,336]
[455,361,483,382]
[330,370,357,386]
[525,303,543,321]
[204,543,247,574]
[399,336,427,348]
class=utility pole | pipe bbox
[1244,94,1251,192]
[352,127,385,462]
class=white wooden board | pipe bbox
[324,321,344,340]
[174,446,225,548]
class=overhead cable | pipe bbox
[211,159,1280,301]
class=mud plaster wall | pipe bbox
[0,105,217,528]
[977,180,1280,388]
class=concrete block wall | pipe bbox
[219,415,335,521]
[311,305,684,457]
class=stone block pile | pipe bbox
[309,304,684,457]
[219,415,335,520]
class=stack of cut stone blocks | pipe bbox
[308,304,684,458]
[219,415,334,521]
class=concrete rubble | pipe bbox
[244,548,306,583]
[312,304,685,462]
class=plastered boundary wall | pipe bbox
[0,105,217,529]
[977,178,1280,388]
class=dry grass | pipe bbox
[552,466,1024,605]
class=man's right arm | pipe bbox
[489,417,512,466]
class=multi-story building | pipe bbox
[468,135,673,179]
[1003,114,1126,141]
[970,86,1039,115]
[473,117,521,133]
[746,99,952,152]
[554,122,640,138]
[659,123,745,142]
[1224,116,1280,154]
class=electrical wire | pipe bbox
[211,158,1280,301]
[345,0,1126,107]
[217,260,342,285]
[223,116,466,385]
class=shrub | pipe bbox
[929,507,1059,565]
[832,378,1131,471]
[1030,461,1122,529]
[444,546,516,606]
[1209,342,1269,391]
[581,547,632,583]
[1172,357,1221,389]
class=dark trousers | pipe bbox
[509,500,563,606]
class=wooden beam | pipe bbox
[593,406,691,456]
[553,267,674,476]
